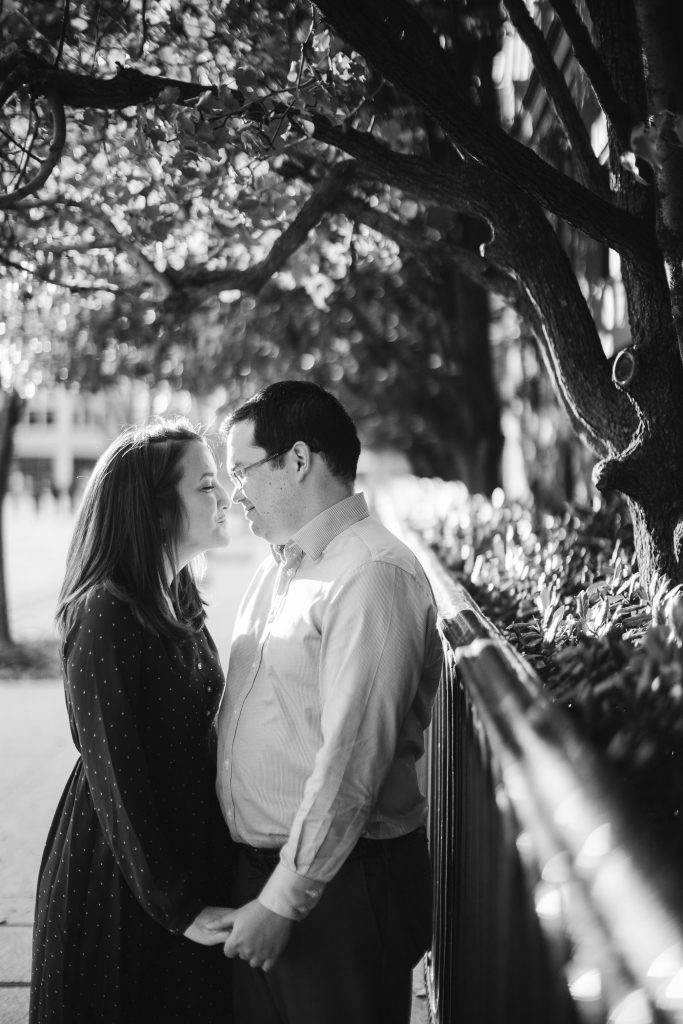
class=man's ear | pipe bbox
[291,441,312,476]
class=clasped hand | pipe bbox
[183,905,235,946]
[222,899,293,972]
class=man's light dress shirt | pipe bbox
[216,492,442,922]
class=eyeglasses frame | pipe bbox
[228,447,292,489]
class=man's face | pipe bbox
[226,421,300,544]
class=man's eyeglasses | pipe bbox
[228,448,291,489]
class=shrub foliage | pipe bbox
[413,487,683,857]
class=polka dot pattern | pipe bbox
[29,585,234,1022]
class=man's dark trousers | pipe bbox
[231,828,432,1024]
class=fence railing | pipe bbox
[375,495,683,1024]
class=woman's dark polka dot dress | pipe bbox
[29,585,234,1022]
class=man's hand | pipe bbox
[183,905,235,946]
[222,900,293,971]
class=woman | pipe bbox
[30,418,235,1023]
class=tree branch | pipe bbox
[0,45,209,206]
[54,0,71,68]
[162,160,357,310]
[503,0,606,194]
[343,196,552,372]
[341,197,522,306]
[313,0,652,256]
[1,36,651,259]
[0,253,118,293]
[548,0,634,147]
[313,119,654,264]
[0,46,210,111]
[0,89,66,208]
[4,198,177,296]
[313,126,634,455]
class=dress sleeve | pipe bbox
[65,587,205,933]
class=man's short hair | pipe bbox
[224,380,361,484]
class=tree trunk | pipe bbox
[0,390,23,646]
[437,258,504,493]
[580,2,683,586]
[422,1,505,494]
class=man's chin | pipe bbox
[246,518,267,540]
[244,511,278,544]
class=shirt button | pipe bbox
[227,811,234,820]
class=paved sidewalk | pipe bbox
[0,684,76,1024]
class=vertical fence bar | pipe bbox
[426,639,579,1024]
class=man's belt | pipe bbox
[236,825,427,870]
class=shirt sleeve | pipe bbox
[65,588,205,933]
[258,559,439,920]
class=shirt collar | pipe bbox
[272,492,369,565]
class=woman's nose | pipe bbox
[229,479,245,502]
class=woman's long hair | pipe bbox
[56,417,209,643]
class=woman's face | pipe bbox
[174,441,230,568]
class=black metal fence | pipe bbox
[408,534,683,1024]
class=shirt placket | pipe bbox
[224,546,303,836]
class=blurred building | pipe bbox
[12,388,112,505]
[10,382,227,507]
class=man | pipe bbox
[217,380,442,1024]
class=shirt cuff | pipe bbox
[257,861,327,921]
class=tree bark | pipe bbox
[632,0,683,360]
[0,390,23,647]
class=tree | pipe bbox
[1,0,682,583]
[312,0,683,589]
[0,0,509,493]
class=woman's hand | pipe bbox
[183,906,235,946]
